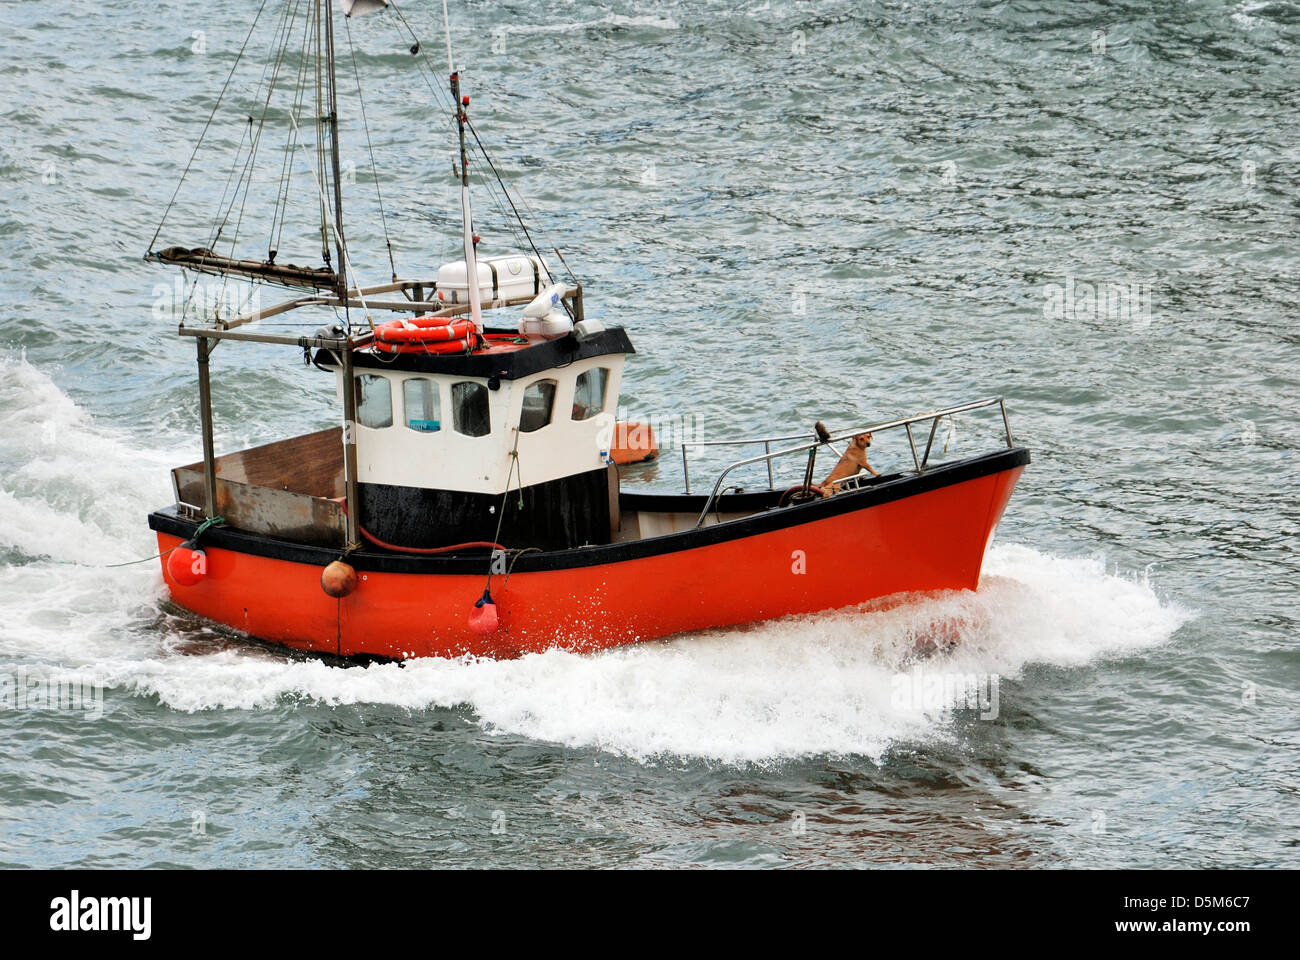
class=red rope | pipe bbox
[338,500,505,554]
[359,525,504,555]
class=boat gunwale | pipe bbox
[148,446,1030,575]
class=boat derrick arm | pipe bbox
[204,280,583,332]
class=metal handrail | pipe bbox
[691,396,1014,528]
[681,432,814,494]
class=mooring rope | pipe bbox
[86,516,228,569]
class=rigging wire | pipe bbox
[270,0,315,259]
[227,2,310,315]
[218,0,302,313]
[467,117,575,287]
[344,15,399,283]
[147,0,273,254]
[206,117,251,253]
[314,0,330,264]
[385,0,520,239]
[207,0,298,252]
[385,0,502,272]
[386,1,577,289]
[387,0,457,113]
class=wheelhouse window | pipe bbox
[519,379,556,433]
[451,381,490,437]
[402,378,441,433]
[354,374,393,429]
[572,367,609,421]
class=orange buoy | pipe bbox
[611,420,658,465]
[320,560,357,598]
[167,541,207,586]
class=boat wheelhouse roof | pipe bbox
[319,325,634,380]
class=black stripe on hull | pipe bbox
[149,447,1030,575]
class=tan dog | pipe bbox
[819,432,880,496]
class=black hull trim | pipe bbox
[149,446,1030,575]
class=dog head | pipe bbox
[854,432,873,449]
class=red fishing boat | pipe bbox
[145,0,1028,660]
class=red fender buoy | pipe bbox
[468,588,499,636]
[320,560,357,598]
[167,541,207,586]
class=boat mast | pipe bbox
[324,0,348,308]
[444,1,483,331]
[325,0,360,549]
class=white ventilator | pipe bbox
[520,283,573,338]
[522,283,567,318]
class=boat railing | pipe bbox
[686,396,1015,528]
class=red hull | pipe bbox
[153,457,1024,660]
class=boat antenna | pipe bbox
[443,0,484,332]
[442,0,455,70]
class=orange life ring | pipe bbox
[375,316,476,345]
[373,336,475,355]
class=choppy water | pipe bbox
[1,0,1296,868]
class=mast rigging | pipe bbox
[145,0,575,314]
[323,0,349,307]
